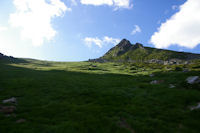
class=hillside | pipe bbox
[90,39,200,64]
[0,57,200,133]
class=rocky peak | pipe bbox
[131,42,144,50]
[134,43,144,48]
[117,39,132,48]
[103,39,132,57]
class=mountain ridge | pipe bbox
[89,39,200,64]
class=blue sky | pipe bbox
[0,0,200,61]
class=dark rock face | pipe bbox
[114,39,132,56]
[117,39,132,48]
[132,43,144,50]
[0,53,4,59]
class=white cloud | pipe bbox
[84,36,120,48]
[114,0,132,9]
[80,0,132,9]
[84,37,103,48]
[9,0,69,46]
[103,36,120,45]
[71,0,78,6]
[150,0,200,49]
[0,26,8,32]
[81,0,113,6]
[131,25,141,35]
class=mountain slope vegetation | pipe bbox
[93,39,200,63]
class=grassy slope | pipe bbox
[0,58,200,133]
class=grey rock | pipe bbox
[16,119,26,123]
[190,103,200,110]
[149,74,154,77]
[150,80,164,84]
[163,59,189,65]
[148,59,164,64]
[183,69,190,72]
[169,84,175,88]
[2,97,17,104]
[186,76,200,84]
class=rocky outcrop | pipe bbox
[2,97,17,104]
[131,43,144,50]
[0,52,14,60]
[186,76,200,84]
[150,80,164,84]
[146,59,164,64]
[0,53,4,59]
[190,103,200,110]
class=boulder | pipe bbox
[150,80,164,84]
[0,106,16,114]
[2,97,17,104]
[149,74,154,77]
[186,76,200,84]
[183,69,190,72]
[169,84,175,88]
[16,119,26,123]
[190,103,200,110]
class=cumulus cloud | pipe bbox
[84,36,120,48]
[71,0,78,6]
[84,37,102,48]
[9,0,69,46]
[131,25,141,35]
[103,36,120,44]
[0,26,8,32]
[150,0,200,49]
[80,0,132,9]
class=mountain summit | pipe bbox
[90,39,200,64]
[106,39,132,57]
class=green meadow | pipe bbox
[0,58,200,133]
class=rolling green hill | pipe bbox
[0,56,200,133]
[91,39,200,64]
